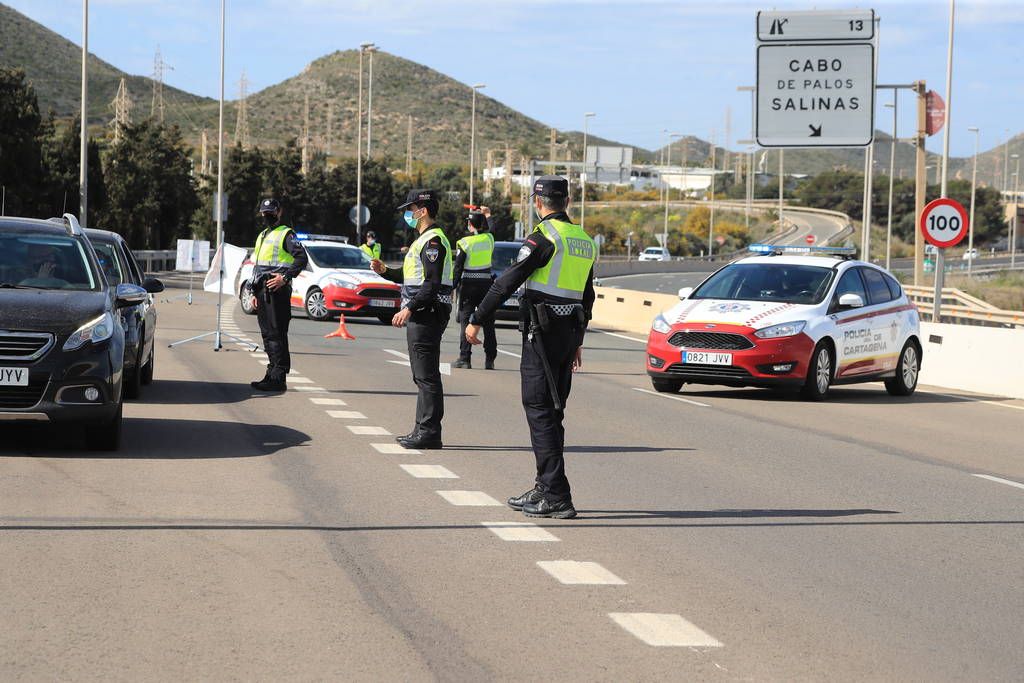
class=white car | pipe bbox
[238,235,400,322]
[639,247,671,262]
[645,244,923,400]
[961,248,979,261]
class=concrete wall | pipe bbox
[918,322,1024,400]
[591,286,678,336]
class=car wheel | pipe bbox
[377,313,394,324]
[240,283,257,315]
[651,377,684,393]
[885,341,920,397]
[141,346,155,385]
[124,344,143,400]
[85,401,122,452]
[801,342,833,401]
[305,288,331,321]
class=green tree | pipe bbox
[0,68,44,216]
[39,115,106,220]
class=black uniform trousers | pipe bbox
[458,280,496,363]
[520,312,584,502]
[407,305,451,438]
[256,284,292,382]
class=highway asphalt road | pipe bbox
[776,209,848,247]
[2,292,1023,679]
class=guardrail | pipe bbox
[904,285,1024,329]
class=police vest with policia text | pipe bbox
[401,227,454,308]
[253,225,296,273]
[525,220,596,301]
[456,233,495,275]
[360,242,381,261]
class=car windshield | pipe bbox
[305,245,371,270]
[92,242,124,285]
[493,244,521,272]
[691,262,833,305]
[0,234,98,291]
[644,248,663,254]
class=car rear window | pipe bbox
[93,243,125,285]
[691,263,833,305]
[0,234,99,291]
[884,273,902,300]
[861,268,893,305]
[306,245,370,270]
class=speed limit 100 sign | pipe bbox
[920,197,969,249]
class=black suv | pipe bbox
[0,214,150,450]
[86,228,163,398]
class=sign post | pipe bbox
[920,197,969,322]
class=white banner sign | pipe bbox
[203,243,247,295]
[175,239,211,272]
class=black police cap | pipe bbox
[531,175,569,198]
[467,211,488,229]
[258,198,281,214]
[366,231,377,239]
[397,189,439,210]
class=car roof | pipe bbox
[303,240,358,249]
[494,240,524,247]
[0,216,79,236]
[736,254,854,268]
[84,228,123,243]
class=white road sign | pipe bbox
[758,9,875,42]
[756,42,875,148]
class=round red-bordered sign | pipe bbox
[920,197,969,249]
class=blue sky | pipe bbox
[9,0,1023,157]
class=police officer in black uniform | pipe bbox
[249,198,308,392]
[453,208,497,369]
[370,189,453,449]
[466,176,596,518]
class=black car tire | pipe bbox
[85,401,122,452]
[801,342,834,401]
[377,313,394,324]
[141,346,155,385]
[305,287,331,321]
[240,282,257,316]
[651,377,684,393]
[885,341,920,397]
[124,344,143,400]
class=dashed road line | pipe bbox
[347,425,391,436]
[972,473,1024,491]
[632,387,710,408]
[400,464,458,479]
[435,491,502,506]
[496,348,521,358]
[373,443,420,455]
[481,522,559,542]
[608,613,723,648]
[383,349,409,360]
[326,410,366,419]
[595,329,647,344]
[309,397,347,406]
[288,376,314,384]
[537,561,626,585]
[293,386,328,392]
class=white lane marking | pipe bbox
[400,464,458,479]
[249,353,263,358]
[497,348,521,358]
[972,474,1024,491]
[387,360,412,368]
[481,522,560,542]
[595,329,647,344]
[326,410,366,419]
[384,349,410,360]
[632,387,710,408]
[922,390,1024,413]
[439,362,451,376]
[386,358,449,376]
[537,561,626,585]
[609,613,723,648]
[288,376,314,384]
[347,425,392,436]
[435,491,502,506]
[293,386,328,392]
[309,397,347,406]
[373,443,420,455]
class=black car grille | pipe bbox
[0,372,48,409]
[663,363,751,380]
[0,332,55,361]
[358,288,398,299]
[667,331,754,350]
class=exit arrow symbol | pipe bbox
[808,124,822,137]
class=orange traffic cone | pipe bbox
[324,315,355,340]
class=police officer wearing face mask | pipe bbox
[249,198,308,392]
[465,176,596,519]
[370,189,453,449]
[360,231,381,261]
[453,208,496,370]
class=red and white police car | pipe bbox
[238,235,400,323]
[645,244,922,400]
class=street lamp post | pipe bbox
[79,0,89,228]
[1013,155,1020,268]
[469,83,486,206]
[967,126,979,276]
[885,100,898,270]
[356,42,374,243]
[737,85,756,231]
[581,112,595,232]
[366,45,376,158]
[663,132,682,251]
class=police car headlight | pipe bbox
[652,315,672,334]
[754,321,806,339]
[63,312,115,351]
[328,278,358,290]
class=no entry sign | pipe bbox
[805,234,816,244]
[920,197,968,249]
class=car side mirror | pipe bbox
[142,277,164,294]
[115,283,147,308]
[678,287,693,300]
[838,293,865,309]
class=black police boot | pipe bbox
[507,488,543,511]
[250,374,270,389]
[398,433,443,450]
[522,497,577,519]
[395,429,419,443]
[252,377,287,392]
[453,358,471,369]
[485,357,495,370]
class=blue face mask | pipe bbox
[403,210,418,229]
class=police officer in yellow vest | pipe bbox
[370,189,453,449]
[453,209,496,369]
[466,176,596,518]
[360,231,381,261]
[250,198,308,392]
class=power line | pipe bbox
[109,77,132,143]
[150,45,173,123]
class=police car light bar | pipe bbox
[295,233,350,244]
[747,243,856,257]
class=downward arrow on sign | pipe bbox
[809,124,822,137]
